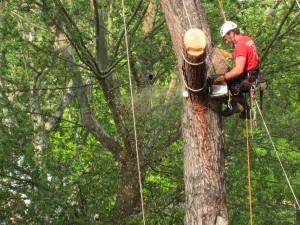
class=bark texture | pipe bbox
[161,1,230,224]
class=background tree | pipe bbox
[0,0,182,224]
[0,0,299,224]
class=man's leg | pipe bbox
[222,94,250,119]
[235,94,250,119]
[222,94,244,117]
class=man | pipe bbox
[214,21,260,119]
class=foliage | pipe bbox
[0,0,299,224]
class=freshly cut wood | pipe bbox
[184,28,206,56]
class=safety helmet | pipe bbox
[220,21,238,37]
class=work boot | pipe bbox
[222,100,244,117]
[234,94,248,107]
[235,94,250,119]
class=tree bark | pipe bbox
[113,152,141,224]
[161,1,230,224]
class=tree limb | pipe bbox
[260,0,296,63]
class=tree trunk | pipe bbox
[113,152,141,224]
[161,1,230,224]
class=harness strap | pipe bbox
[231,67,260,95]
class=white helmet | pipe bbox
[220,21,238,37]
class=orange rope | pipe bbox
[246,95,253,225]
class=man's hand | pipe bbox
[220,49,230,58]
[213,76,226,84]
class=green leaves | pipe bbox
[0,0,299,224]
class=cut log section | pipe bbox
[184,28,206,56]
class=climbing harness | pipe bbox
[230,67,260,95]
[217,69,268,121]
[121,1,146,224]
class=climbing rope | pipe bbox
[181,70,207,92]
[181,48,212,92]
[217,0,254,220]
[217,0,227,22]
[254,99,300,210]
[181,49,205,66]
[121,1,146,224]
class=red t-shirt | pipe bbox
[234,36,260,71]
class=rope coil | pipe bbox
[181,49,210,92]
[182,69,207,92]
[181,49,205,66]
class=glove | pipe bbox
[220,49,230,58]
[213,76,225,84]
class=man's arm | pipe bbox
[213,56,246,84]
[227,53,234,60]
[220,49,234,59]
[224,56,246,81]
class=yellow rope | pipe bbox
[246,95,253,225]
[217,0,227,22]
[121,1,146,224]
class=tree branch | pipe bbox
[72,71,123,158]
[112,0,144,58]
[0,173,51,192]
[260,0,296,63]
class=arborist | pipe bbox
[214,21,260,119]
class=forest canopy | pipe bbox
[0,0,299,224]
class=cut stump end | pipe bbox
[184,28,206,56]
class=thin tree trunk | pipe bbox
[161,1,230,224]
